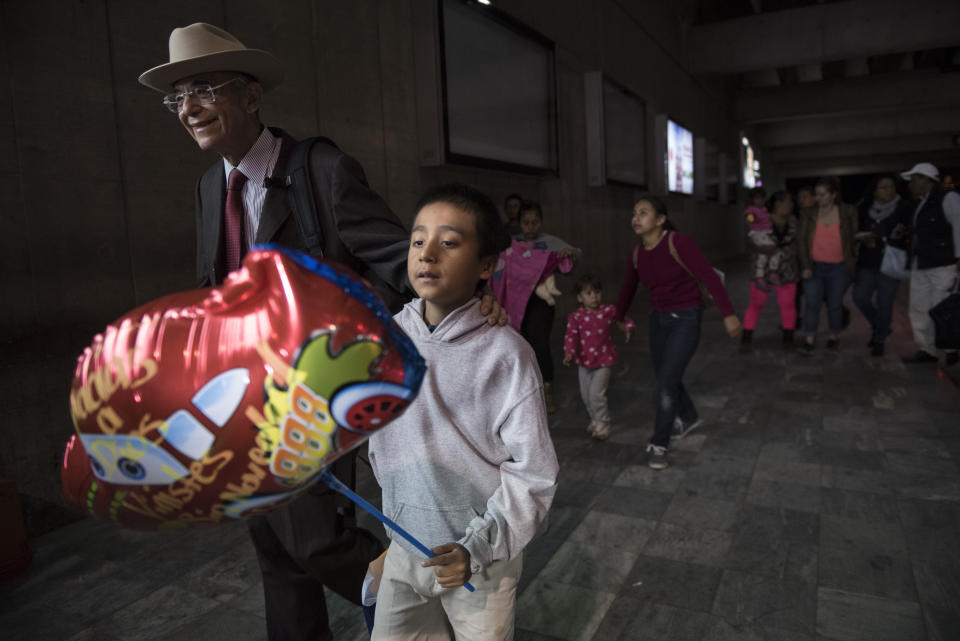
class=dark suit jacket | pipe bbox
[797,203,859,279]
[195,127,411,310]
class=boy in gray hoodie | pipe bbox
[368,184,559,640]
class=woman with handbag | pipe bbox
[797,177,859,354]
[615,195,741,471]
[852,175,913,356]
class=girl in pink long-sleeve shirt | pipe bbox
[615,195,742,470]
[563,275,634,441]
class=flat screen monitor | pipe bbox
[666,119,694,194]
[741,137,761,188]
[441,0,557,172]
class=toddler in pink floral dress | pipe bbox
[563,275,635,440]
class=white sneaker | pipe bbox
[646,443,669,470]
[672,417,703,440]
[592,421,611,440]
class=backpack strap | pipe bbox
[284,136,341,257]
[666,231,695,280]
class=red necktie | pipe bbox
[224,168,248,273]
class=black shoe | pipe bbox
[870,342,884,357]
[739,329,753,354]
[902,351,938,364]
[799,341,815,355]
[782,329,795,351]
[946,352,959,367]
[826,338,839,351]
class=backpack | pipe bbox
[280,136,340,257]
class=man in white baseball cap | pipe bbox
[899,162,960,366]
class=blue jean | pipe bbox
[648,308,701,448]
[852,266,901,343]
[803,262,850,337]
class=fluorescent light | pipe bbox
[478,0,491,4]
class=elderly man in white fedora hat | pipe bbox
[899,162,960,366]
[140,23,410,641]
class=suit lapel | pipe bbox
[255,129,297,244]
[200,165,226,283]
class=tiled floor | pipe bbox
[3,262,959,641]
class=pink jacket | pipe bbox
[563,305,635,368]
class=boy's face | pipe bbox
[520,210,542,240]
[409,202,496,324]
[577,285,602,311]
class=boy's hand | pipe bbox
[562,353,573,366]
[617,321,633,343]
[479,293,509,326]
[557,248,574,259]
[422,543,472,588]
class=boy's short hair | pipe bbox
[748,187,766,201]
[415,183,511,258]
[520,200,543,220]
[574,274,602,295]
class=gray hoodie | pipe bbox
[368,297,559,573]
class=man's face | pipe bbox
[504,197,522,222]
[908,174,934,198]
[173,72,259,159]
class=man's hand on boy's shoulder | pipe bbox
[479,291,509,326]
[422,542,472,588]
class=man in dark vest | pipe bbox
[899,163,960,366]
[138,23,503,641]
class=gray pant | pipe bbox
[909,264,958,354]
[372,542,522,641]
[578,366,611,424]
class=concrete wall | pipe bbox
[0,0,744,530]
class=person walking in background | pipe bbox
[899,163,960,366]
[615,196,741,470]
[497,201,580,413]
[796,177,859,354]
[562,275,634,441]
[743,187,783,290]
[852,174,913,357]
[503,193,523,237]
[740,190,800,353]
[793,185,816,326]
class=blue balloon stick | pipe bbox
[319,468,475,593]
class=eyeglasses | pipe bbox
[161,78,246,113]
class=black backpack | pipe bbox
[277,136,339,257]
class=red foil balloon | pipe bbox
[62,246,424,530]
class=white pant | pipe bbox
[371,542,523,641]
[908,264,958,354]
[577,366,611,424]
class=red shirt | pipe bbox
[616,231,735,319]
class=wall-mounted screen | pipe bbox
[667,119,694,194]
[741,135,761,188]
[603,78,647,186]
[441,0,557,172]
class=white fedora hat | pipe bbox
[139,23,283,92]
[900,162,939,182]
